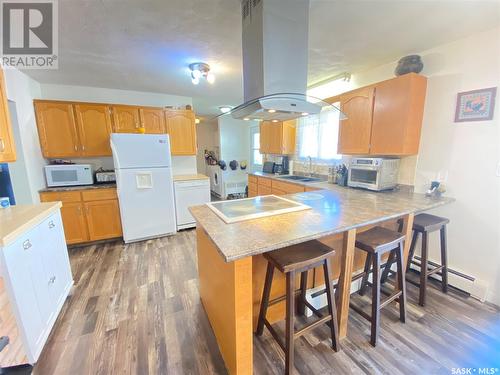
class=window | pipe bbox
[297,106,341,161]
[250,126,262,170]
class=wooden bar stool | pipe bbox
[256,240,340,374]
[351,226,407,346]
[407,213,449,306]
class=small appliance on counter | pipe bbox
[262,161,275,174]
[95,168,116,184]
[44,164,93,187]
[348,157,400,191]
[273,156,289,175]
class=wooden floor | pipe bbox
[33,229,500,375]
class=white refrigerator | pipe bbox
[111,133,176,243]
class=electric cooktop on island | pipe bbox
[206,195,311,224]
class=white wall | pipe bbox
[196,119,219,175]
[39,83,198,175]
[328,27,500,304]
[4,69,45,204]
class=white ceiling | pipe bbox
[24,0,500,116]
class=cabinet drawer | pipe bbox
[40,191,81,203]
[257,177,272,187]
[81,188,117,201]
[248,175,258,184]
[271,180,305,194]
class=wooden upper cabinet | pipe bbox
[370,73,427,155]
[259,120,296,155]
[74,103,113,156]
[111,105,141,133]
[337,86,374,154]
[0,69,16,162]
[140,107,165,134]
[35,101,80,158]
[165,109,197,155]
[331,73,427,156]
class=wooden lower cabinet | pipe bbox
[84,200,122,241]
[60,202,88,244]
[257,184,272,196]
[40,188,122,244]
[248,175,306,197]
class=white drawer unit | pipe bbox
[174,178,211,230]
[0,210,73,365]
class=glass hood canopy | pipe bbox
[215,93,346,122]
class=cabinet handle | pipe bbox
[74,144,78,152]
[48,220,55,229]
[82,145,85,151]
[23,240,32,250]
[48,276,56,285]
[0,138,4,152]
[77,206,81,215]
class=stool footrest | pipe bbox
[349,302,372,322]
[268,289,302,307]
[294,314,333,338]
[379,291,402,309]
[427,265,445,276]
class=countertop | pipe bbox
[39,183,116,193]
[190,184,454,263]
[0,202,62,247]
[173,174,209,182]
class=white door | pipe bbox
[2,228,49,357]
[174,180,210,226]
[116,167,176,242]
[42,212,73,309]
[110,133,171,169]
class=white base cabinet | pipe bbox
[0,210,73,364]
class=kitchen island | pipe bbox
[189,185,454,375]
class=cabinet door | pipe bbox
[337,86,374,154]
[0,69,16,162]
[84,199,122,241]
[370,73,426,155]
[34,101,80,158]
[60,202,89,244]
[140,107,165,134]
[111,105,141,133]
[165,110,197,155]
[3,227,52,352]
[257,184,272,196]
[260,121,283,154]
[42,213,73,308]
[281,120,296,155]
[74,103,113,156]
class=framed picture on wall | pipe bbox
[454,87,497,122]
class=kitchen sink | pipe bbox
[277,175,322,183]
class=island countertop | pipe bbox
[0,202,62,247]
[190,185,454,262]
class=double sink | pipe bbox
[277,175,323,183]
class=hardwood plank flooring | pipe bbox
[33,230,500,374]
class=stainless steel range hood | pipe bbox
[228,0,342,121]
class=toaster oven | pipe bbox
[348,158,400,191]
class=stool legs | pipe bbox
[257,262,274,336]
[419,232,429,306]
[298,271,308,316]
[406,231,419,272]
[323,259,340,352]
[285,270,295,375]
[371,253,381,346]
[358,253,372,296]
[440,226,448,293]
[395,243,406,323]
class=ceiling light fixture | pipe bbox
[189,62,215,85]
[219,106,233,114]
[268,109,276,113]
[243,117,250,121]
[272,119,279,123]
[301,112,309,116]
[195,118,200,124]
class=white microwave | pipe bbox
[44,164,94,187]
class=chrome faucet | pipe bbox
[307,156,313,177]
